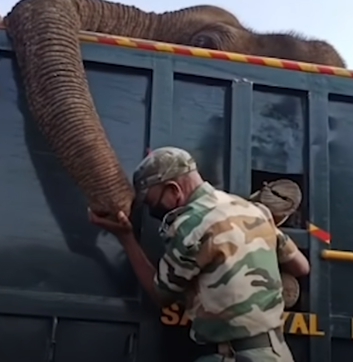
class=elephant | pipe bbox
[241,30,346,68]
[3,0,345,219]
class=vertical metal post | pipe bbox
[148,58,174,150]
[46,317,58,362]
[137,57,174,362]
[308,77,331,362]
[228,78,253,197]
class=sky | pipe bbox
[1,0,351,67]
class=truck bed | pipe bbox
[1,27,353,362]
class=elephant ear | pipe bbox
[249,179,302,227]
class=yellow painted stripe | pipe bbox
[226,53,249,63]
[189,48,213,58]
[154,43,176,52]
[79,34,99,43]
[333,68,353,77]
[322,249,353,262]
[308,223,318,232]
[263,58,285,68]
[116,38,137,47]
[297,63,320,73]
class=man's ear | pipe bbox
[165,180,181,196]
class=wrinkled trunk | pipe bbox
[4,0,159,217]
[4,0,243,218]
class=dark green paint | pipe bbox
[1,28,353,362]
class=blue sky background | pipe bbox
[1,0,351,67]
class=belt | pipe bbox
[217,327,284,356]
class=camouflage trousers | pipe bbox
[194,331,294,362]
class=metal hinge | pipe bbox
[124,332,137,362]
[47,317,58,362]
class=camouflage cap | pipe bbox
[133,147,197,203]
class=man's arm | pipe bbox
[120,228,201,307]
[122,234,161,305]
[276,228,310,277]
[88,209,179,306]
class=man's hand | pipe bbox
[88,209,133,239]
[89,207,161,305]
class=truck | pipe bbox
[0,25,353,362]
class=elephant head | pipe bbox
[249,31,346,67]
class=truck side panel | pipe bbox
[0,53,151,298]
[0,49,145,362]
[1,29,353,362]
[154,75,309,362]
[328,96,353,362]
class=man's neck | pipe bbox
[176,172,203,203]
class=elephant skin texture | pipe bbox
[3,0,345,218]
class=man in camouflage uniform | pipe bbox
[89,146,309,362]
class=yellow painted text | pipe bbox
[160,304,325,336]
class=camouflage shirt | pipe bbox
[154,182,299,343]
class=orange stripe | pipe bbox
[0,26,351,78]
[307,223,331,244]
[76,31,353,79]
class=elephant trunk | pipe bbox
[4,0,158,216]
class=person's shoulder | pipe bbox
[168,188,270,242]
[176,186,221,225]
[171,203,212,243]
[165,188,221,246]
[213,190,267,218]
[212,191,278,243]
[188,188,271,225]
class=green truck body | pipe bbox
[0,28,353,362]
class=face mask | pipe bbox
[148,186,168,221]
[158,206,187,239]
[149,204,171,221]
[148,185,179,221]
